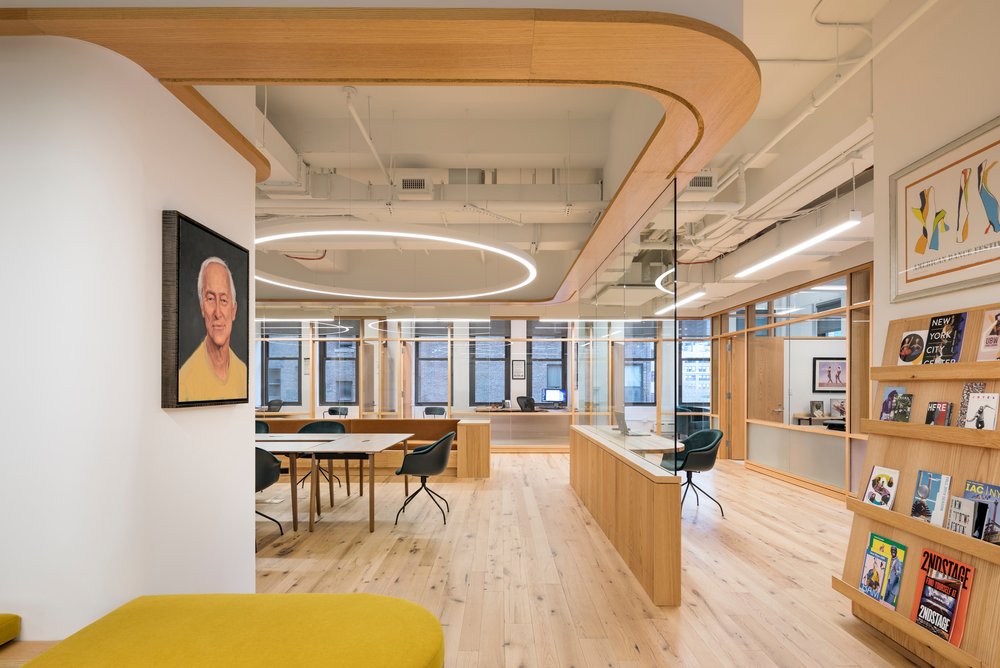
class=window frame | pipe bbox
[526,321,567,403]
[317,336,360,407]
[260,336,302,406]
[623,322,657,407]
[414,326,450,407]
[469,320,511,406]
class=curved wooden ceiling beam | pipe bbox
[0,8,759,305]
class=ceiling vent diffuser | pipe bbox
[687,170,715,191]
[397,175,434,200]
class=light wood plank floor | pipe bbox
[254,455,918,668]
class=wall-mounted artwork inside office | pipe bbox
[812,357,846,393]
[891,114,1000,302]
[162,210,249,408]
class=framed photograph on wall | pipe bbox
[511,359,525,380]
[890,113,1000,302]
[812,357,846,393]
[162,210,250,408]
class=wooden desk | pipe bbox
[791,413,840,426]
[256,433,413,533]
[255,410,309,418]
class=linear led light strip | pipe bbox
[255,230,537,301]
[733,213,861,279]
[654,291,706,315]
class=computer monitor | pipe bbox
[543,388,566,403]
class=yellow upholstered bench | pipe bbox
[27,593,443,667]
[0,614,20,646]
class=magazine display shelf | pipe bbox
[860,419,1000,450]
[838,305,1000,668]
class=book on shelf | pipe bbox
[924,401,953,426]
[897,330,926,365]
[922,312,967,364]
[891,394,913,422]
[863,466,900,510]
[961,392,998,430]
[911,470,951,526]
[963,480,1000,544]
[859,532,907,610]
[910,549,975,646]
[947,496,992,540]
[878,386,906,421]
[956,381,986,426]
[976,309,1000,362]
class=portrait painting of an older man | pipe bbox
[163,211,249,407]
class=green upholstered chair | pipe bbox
[297,421,349,503]
[255,420,269,434]
[254,447,283,537]
[327,406,348,417]
[394,432,455,525]
[660,429,725,517]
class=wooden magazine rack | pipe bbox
[836,305,1000,668]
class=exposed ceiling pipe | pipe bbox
[717,0,938,191]
[343,86,391,187]
[757,0,874,65]
[255,199,606,215]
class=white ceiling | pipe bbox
[246,0,892,315]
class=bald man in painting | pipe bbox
[177,257,247,402]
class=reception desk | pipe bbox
[473,408,571,448]
[569,425,682,606]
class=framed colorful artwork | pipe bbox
[890,114,1000,302]
[812,357,846,393]
[162,210,250,408]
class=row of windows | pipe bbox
[258,320,707,407]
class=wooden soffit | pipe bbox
[0,8,760,304]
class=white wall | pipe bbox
[0,37,256,639]
[784,339,847,423]
[873,0,1000,353]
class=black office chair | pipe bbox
[516,396,535,412]
[327,406,348,417]
[266,399,283,412]
[297,421,347,506]
[255,420,269,434]
[255,447,283,536]
[660,429,725,517]
[423,406,446,418]
[394,432,455,525]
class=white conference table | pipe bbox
[255,433,413,533]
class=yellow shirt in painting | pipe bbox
[177,339,247,403]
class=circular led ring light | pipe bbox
[653,268,676,294]
[256,227,537,301]
[365,318,493,335]
[255,318,351,334]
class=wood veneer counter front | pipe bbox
[569,426,681,606]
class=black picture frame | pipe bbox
[162,210,250,408]
[812,357,847,393]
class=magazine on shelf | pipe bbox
[897,330,926,365]
[892,394,913,423]
[910,549,975,646]
[863,466,900,510]
[963,480,1000,544]
[878,386,906,421]
[859,533,907,610]
[962,393,998,430]
[977,309,1000,362]
[911,470,952,526]
[956,381,987,425]
[924,402,953,426]
[947,496,991,540]
[922,312,967,364]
